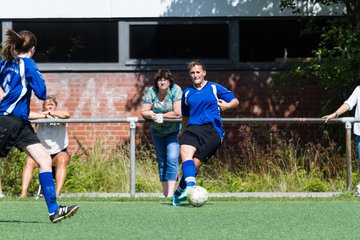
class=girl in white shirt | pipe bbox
[20,95,70,198]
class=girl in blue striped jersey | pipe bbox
[172,59,239,206]
[0,29,78,223]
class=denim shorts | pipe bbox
[151,131,180,181]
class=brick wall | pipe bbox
[31,71,323,156]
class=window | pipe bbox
[238,18,327,62]
[1,17,336,70]
[129,23,229,59]
[13,21,118,63]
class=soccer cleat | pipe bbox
[49,205,79,223]
[178,186,195,202]
[35,193,44,199]
[0,192,5,198]
[171,194,181,206]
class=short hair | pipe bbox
[44,95,58,106]
[153,69,175,90]
[187,59,206,71]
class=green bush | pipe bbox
[0,149,38,194]
[304,178,327,192]
[0,134,355,195]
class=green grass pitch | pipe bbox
[1,197,360,240]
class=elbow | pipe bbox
[59,111,70,119]
[233,99,240,108]
[173,111,182,118]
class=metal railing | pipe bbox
[32,117,357,195]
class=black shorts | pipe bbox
[50,148,70,178]
[50,148,69,159]
[180,123,221,163]
[0,116,40,157]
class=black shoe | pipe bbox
[49,205,79,223]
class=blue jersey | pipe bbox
[0,57,46,121]
[181,81,236,138]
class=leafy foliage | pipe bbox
[280,0,360,30]
[0,132,354,195]
[273,2,360,142]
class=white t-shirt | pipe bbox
[36,122,69,155]
[344,86,360,136]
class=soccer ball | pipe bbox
[188,186,208,207]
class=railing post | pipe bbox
[127,117,138,197]
[344,119,353,190]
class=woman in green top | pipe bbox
[141,69,182,197]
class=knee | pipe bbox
[55,154,70,168]
[25,158,38,169]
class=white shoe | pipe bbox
[0,192,5,198]
[35,193,44,199]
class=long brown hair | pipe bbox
[1,29,37,61]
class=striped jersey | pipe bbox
[181,81,236,138]
[0,57,46,121]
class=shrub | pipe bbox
[0,133,354,195]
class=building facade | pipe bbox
[0,0,345,155]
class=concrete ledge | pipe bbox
[62,192,342,198]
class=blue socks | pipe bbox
[174,160,197,196]
[182,160,196,187]
[174,175,187,195]
[39,172,58,214]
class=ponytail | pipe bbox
[1,29,37,61]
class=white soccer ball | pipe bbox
[188,186,208,207]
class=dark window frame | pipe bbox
[1,17,333,71]
[124,20,234,67]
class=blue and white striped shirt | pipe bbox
[181,81,236,138]
[0,57,46,121]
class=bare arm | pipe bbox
[141,103,156,121]
[322,103,350,122]
[29,111,48,120]
[163,100,181,119]
[29,110,70,120]
[0,88,4,102]
[47,110,70,119]
[218,98,239,112]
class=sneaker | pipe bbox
[171,194,181,206]
[49,205,79,223]
[178,186,195,202]
[35,193,44,199]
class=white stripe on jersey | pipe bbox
[184,89,190,106]
[211,84,218,101]
[211,84,220,110]
[5,59,28,115]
